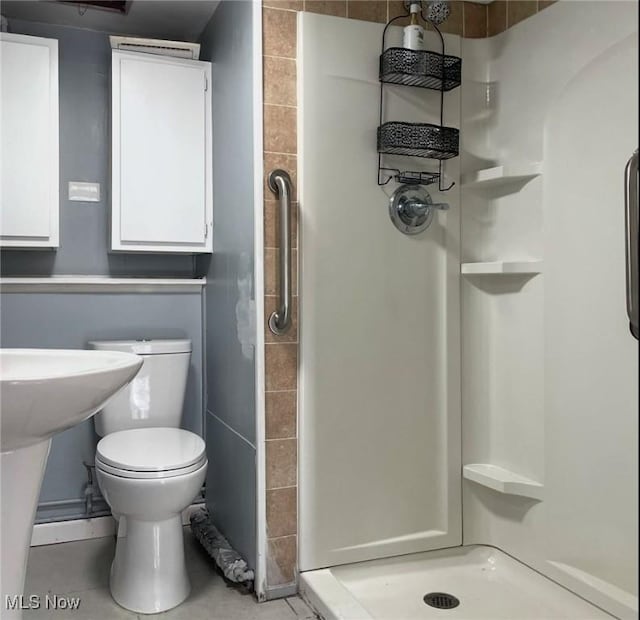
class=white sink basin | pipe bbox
[0,348,143,451]
[0,348,143,618]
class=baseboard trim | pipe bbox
[31,502,205,547]
[265,582,298,600]
[31,515,117,546]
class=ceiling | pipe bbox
[0,0,221,42]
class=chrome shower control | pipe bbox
[388,184,449,235]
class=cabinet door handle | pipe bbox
[268,169,293,335]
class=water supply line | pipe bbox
[83,461,99,517]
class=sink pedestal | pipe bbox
[0,348,143,619]
[1,440,51,619]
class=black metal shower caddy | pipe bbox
[377,4,462,190]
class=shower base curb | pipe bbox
[299,545,613,620]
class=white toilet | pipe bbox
[89,339,207,615]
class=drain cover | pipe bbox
[423,592,460,609]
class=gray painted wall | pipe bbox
[0,10,257,558]
[0,19,206,522]
[0,292,204,521]
[0,19,194,277]
[196,0,257,569]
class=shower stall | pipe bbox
[292,2,638,618]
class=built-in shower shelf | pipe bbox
[461,163,542,189]
[461,261,543,276]
[463,464,544,500]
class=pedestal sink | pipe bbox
[0,349,143,618]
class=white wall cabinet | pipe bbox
[0,33,59,249]
[111,51,213,253]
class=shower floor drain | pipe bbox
[423,592,460,609]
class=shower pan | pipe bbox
[301,546,612,620]
[296,2,638,620]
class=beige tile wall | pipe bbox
[261,0,556,592]
[262,2,298,590]
[488,0,556,36]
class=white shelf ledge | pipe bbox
[463,464,544,500]
[461,163,542,189]
[0,276,206,294]
[461,260,542,275]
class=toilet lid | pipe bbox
[96,428,206,473]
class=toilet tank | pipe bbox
[88,339,191,437]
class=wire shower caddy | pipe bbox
[377,4,462,190]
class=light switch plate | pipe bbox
[68,181,101,202]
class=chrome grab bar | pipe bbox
[624,149,639,340]
[268,169,293,335]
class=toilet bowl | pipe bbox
[96,427,207,614]
[88,339,207,614]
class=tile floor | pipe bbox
[23,529,316,620]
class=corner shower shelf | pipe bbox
[463,464,544,500]
[379,48,462,91]
[377,122,460,160]
[461,260,543,276]
[461,163,542,189]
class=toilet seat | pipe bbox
[96,427,206,479]
[96,455,207,479]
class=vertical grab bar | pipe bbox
[624,149,639,340]
[268,169,293,335]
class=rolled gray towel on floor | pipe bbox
[190,508,255,587]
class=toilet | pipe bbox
[89,339,207,615]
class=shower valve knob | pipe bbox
[389,184,449,235]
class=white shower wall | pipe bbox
[297,5,637,620]
[461,3,638,618]
[298,13,462,571]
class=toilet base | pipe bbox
[110,515,190,614]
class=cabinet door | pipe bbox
[0,34,59,248]
[112,52,212,253]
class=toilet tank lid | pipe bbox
[88,339,191,355]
